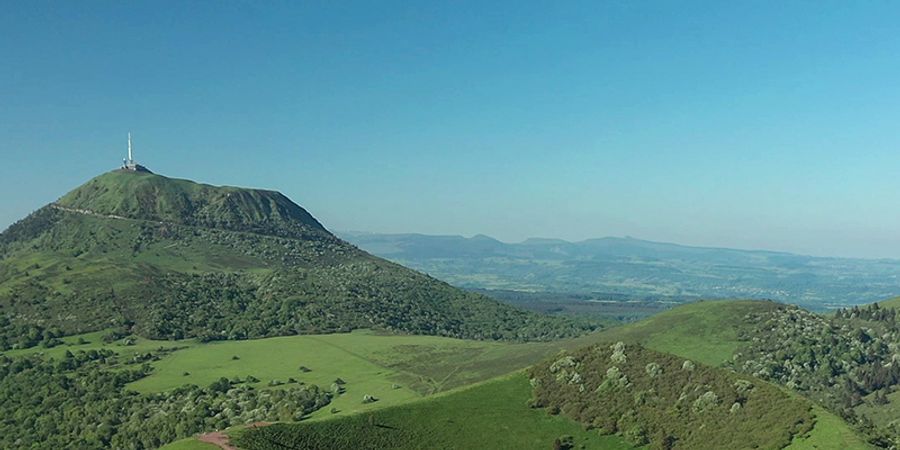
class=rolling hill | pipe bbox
[0,169,591,349]
[229,299,873,450]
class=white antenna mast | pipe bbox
[127,132,133,164]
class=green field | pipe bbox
[788,405,870,450]
[157,439,219,450]
[591,299,780,366]
[5,327,590,421]
[230,373,635,450]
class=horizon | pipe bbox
[338,229,900,261]
[5,2,900,258]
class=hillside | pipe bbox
[588,300,889,447]
[2,326,604,449]
[529,342,814,449]
[0,170,591,348]
[231,374,634,450]
[210,300,869,450]
[342,231,900,309]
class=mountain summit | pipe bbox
[57,170,329,239]
[0,171,589,349]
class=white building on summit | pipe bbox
[122,132,151,172]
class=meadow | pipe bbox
[230,373,634,450]
[6,327,583,421]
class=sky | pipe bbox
[3,1,900,259]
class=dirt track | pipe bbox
[197,423,270,450]
[198,431,236,450]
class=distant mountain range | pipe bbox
[340,231,900,309]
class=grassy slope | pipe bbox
[876,296,900,309]
[788,405,870,450]
[56,170,326,233]
[229,373,633,450]
[158,439,219,450]
[588,300,870,449]
[11,300,871,449]
[5,328,582,420]
[590,299,781,366]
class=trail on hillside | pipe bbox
[198,423,270,450]
[197,431,236,450]
[50,203,133,221]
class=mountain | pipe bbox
[0,170,591,349]
[340,232,900,309]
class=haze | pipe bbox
[3,1,900,258]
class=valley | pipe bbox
[343,232,900,311]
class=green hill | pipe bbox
[0,170,592,349]
[56,170,330,239]
[230,373,634,450]
[578,300,876,448]
[529,342,813,449]
[221,300,869,450]
[590,299,782,366]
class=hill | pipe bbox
[588,300,888,447]
[529,342,814,449]
[0,170,592,349]
[231,373,634,450]
[2,326,597,448]
[341,231,900,309]
[209,300,869,450]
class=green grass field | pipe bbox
[4,327,588,421]
[788,405,871,450]
[591,299,780,366]
[229,373,635,450]
[157,439,220,450]
[855,387,900,431]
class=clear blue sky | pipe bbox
[3,1,900,258]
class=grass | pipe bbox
[855,387,900,430]
[876,296,900,309]
[128,331,428,419]
[157,438,220,450]
[3,329,184,359]
[11,299,872,449]
[4,328,587,421]
[591,299,782,366]
[229,373,635,450]
[788,405,871,450]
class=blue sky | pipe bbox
[3,1,900,258]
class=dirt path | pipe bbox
[197,431,236,450]
[197,423,270,450]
